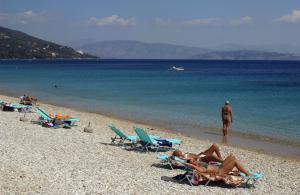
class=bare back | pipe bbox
[222,105,232,123]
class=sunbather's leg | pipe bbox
[200,154,223,163]
[199,144,223,161]
[218,154,252,176]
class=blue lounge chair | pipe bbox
[240,172,264,187]
[109,125,138,147]
[181,163,263,187]
[158,154,187,169]
[134,127,182,152]
[11,103,32,110]
[0,101,31,110]
[36,107,80,125]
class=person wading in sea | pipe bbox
[221,100,233,136]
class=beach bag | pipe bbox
[42,121,53,127]
[155,139,172,147]
[52,118,64,126]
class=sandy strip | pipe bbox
[0,94,299,195]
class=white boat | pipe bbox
[171,66,185,71]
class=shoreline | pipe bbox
[0,92,299,161]
[1,93,300,194]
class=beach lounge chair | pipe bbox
[158,154,187,169]
[134,127,182,152]
[158,154,221,170]
[36,107,80,125]
[0,101,31,112]
[12,103,32,110]
[109,125,139,147]
[182,165,263,188]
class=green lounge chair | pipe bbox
[134,127,182,152]
[109,125,138,147]
[36,107,80,125]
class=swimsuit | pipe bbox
[222,106,231,122]
[222,111,231,123]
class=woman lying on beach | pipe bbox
[183,153,252,177]
[172,144,223,163]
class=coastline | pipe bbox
[0,90,300,161]
[1,90,299,160]
[0,93,300,194]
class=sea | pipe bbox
[0,59,299,158]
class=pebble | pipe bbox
[0,94,299,194]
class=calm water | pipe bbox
[0,59,300,149]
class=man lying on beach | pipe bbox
[172,144,223,163]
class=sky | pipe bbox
[1,0,300,50]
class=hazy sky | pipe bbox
[1,0,300,48]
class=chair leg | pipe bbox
[111,136,116,144]
[131,142,137,149]
[121,139,126,148]
[169,161,174,170]
[185,174,194,186]
[117,140,122,146]
[204,180,210,186]
[144,143,149,152]
[141,143,145,151]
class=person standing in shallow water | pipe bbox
[221,100,233,136]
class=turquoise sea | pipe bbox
[0,59,299,157]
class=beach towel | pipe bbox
[191,170,244,186]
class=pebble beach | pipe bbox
[0,94,299,195]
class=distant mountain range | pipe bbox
[190,50,300,60]
[1,25,300,60]
[78,40,300,60]
[0,26,96,59]
[79,40,211,59]
[214,43,300,54]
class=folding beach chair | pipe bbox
[109,125,138,147]
[36,107,79,125]
[158,154,188,169]
[182,165,263,188]
[134,127,182,152]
